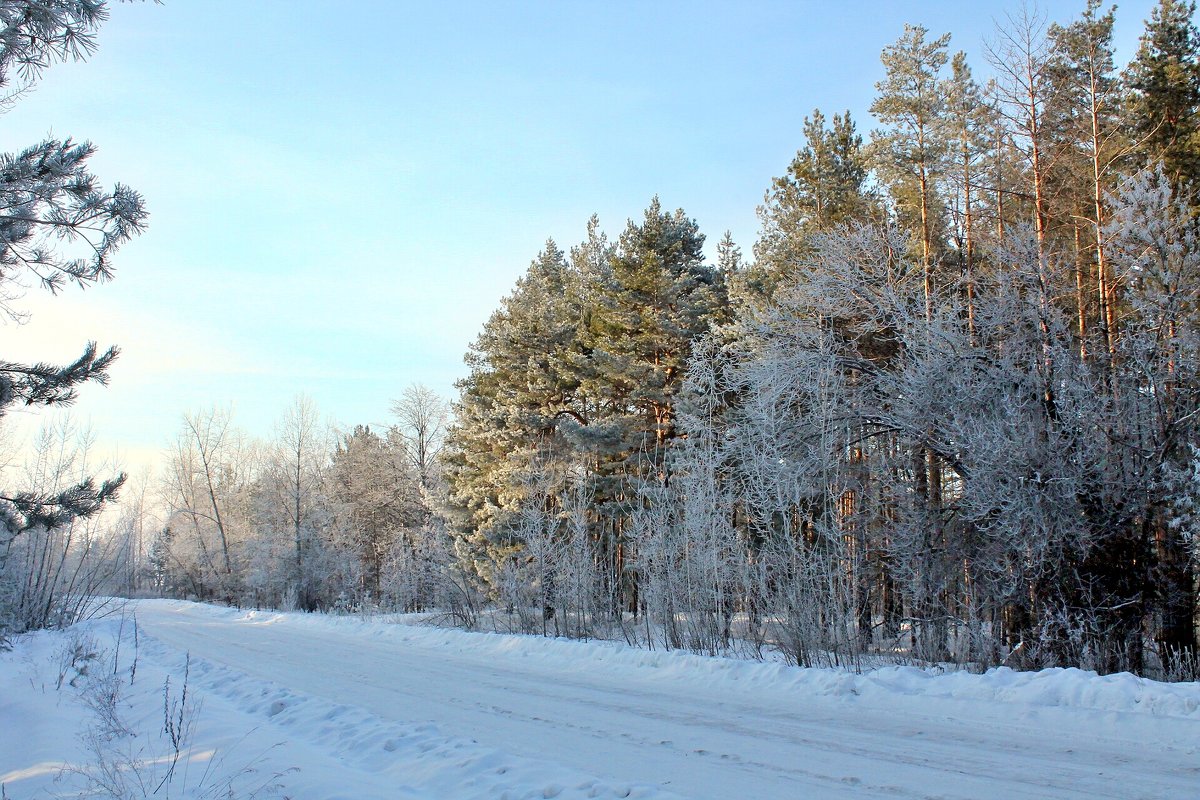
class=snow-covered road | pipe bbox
[129,600,1200,800]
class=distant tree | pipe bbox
[391,383,449,493]
[161,407,254,601]
[328,424,421,602]
[262,394,329,611]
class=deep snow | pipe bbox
[2,599,1198,799]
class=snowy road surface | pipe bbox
[121,600,1200,800]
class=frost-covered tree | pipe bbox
[651,338,743,655]
[260,395,330,611]
[1105,167,1200,659]
[445,204,728,618]
[391,383,449,494]
[161,408,252,602]
[0,418,125,635]
[328,424,422,605]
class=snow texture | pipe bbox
[2,599,1198,799]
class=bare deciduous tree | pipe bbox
[391,384,448,493]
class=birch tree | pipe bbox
[262,394,329,611]
[162,407,248,602]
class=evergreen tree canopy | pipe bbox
[445,203,729,590]
[753,110,874,303]
[871,23,951,282]
[1126,0,1200,194]
[587,198,728,477]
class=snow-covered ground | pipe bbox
[3,600,1199,799]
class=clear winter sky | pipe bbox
[3,0,1159,476]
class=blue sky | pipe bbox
[2,0,1160,473]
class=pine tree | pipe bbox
[1047,1,1123,361]
[0,2,147,562]
[941,52,997,338]
[443,239,590,579]
[587,198,729,484]
[754,110,873,302]
[871,24,951,321]
[1125,0,1200,196]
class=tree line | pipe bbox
[437,0,1200,677]
[145,389,458,614]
